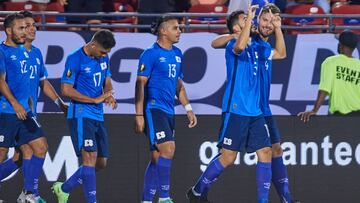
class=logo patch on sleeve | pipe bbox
[66,69,72,78]
[140,64,145,72]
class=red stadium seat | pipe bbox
[188,4,228,33]
[104,2,135,32]
[3,2,64,23]
[284,5,327,34]
[331,3,360,34]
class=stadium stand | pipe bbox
[188,4,228,32]
[331,2,360,34]
[284,4,328,34]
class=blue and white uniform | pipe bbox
[137,43,183,150]
[61,47,111,157]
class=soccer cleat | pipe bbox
[186,188,202,203]
[35,196,47,203]
[24,194,37,203]
[17,190,26,203]
[51,182,69,203]
[158,199,174,203]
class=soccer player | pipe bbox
[14,10,68,203]
[134,16,197,203]
[298,30,360,120]
[52,29,117,203]
[0,13,48,203]
[187,5,273,203]
[209,4,293,203]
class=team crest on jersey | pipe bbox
[140,64,145,72]
[175,56,181,63]
[159,57,166,62]
[24,52,29,58]
[36,58,41,65]
[100,62,107,70]
[66,69,72,78]
[10,55,17,60]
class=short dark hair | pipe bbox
[337,30,358,50]
[150,15,179,35]
[19,10,34,20]
[259,3,281,17]
[4,13,25,29]
[226,10,245,34]
[92,29,116,49]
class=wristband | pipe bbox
[184,104,193,112]
[54,98,65,107]
[136,114,144,116]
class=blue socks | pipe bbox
[0,158,19,180]
[22,158,31,193]
[82,166,96,203]
[193,156,225,195]
[272,157,292,202]
[24,155,45,194]
[62,166,83,193]
[142,161,158,201]
[256,162,272,203]
[157,156,172,199]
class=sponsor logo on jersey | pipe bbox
[10,55,17,60]
[84,67,91,73]
[159,57,166,62]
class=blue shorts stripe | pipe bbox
[77,118,83,150]
[145,109,155,145]
[218,113,231,143]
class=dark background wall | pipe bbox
[1,114,360,202]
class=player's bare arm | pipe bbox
[41,79,68,114]
[176,79,197,128]
[211,34,235,49]
[297,90,328,122]
[271,12,286,60]
[103,77,117,110]
[0,74,27,120]
[61,83,111,104]
[134,76,148,133]
[233,5,258,54]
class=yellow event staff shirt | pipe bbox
[319,54,360,114]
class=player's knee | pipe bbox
[257,147,272,162]
[158,142,175,159]
[271,144,283,157]
[33,142,48,157]
[159,146,175,159]
[96,160,107,171]
[82,151,98,166]
[219,153,237,167]
[20,144,33,159]
[0,147,9,162]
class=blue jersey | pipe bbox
[28,45,48,114]
[61,47,111,121]
[0,47,4,107]
[221,39,262,116]
[252,35,274,116]
[0,43,31,114]
[0,47,5,75]
[137,43,183,115]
